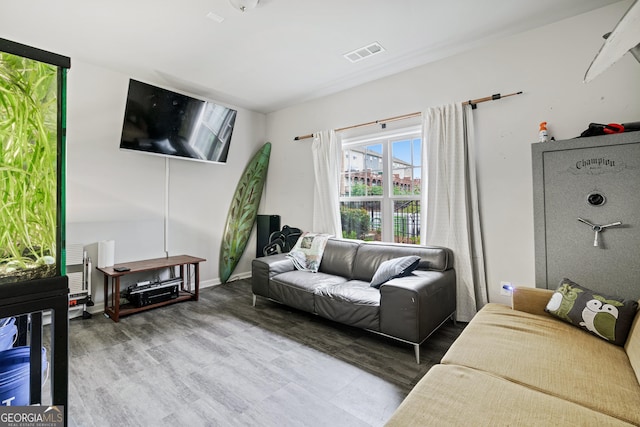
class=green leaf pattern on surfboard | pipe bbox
[219,142,271,283]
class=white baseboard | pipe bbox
[203,271,252,288]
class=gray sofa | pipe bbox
[251,238,456,363]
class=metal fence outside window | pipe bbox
[340,200,420,243]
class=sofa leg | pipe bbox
[414,344,420,364]
[451,312,457,326]
[252,294,257,307]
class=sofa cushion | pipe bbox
[545,278,638,346]
[270,271,347,312]
[352,242,452,282]
[316,280,381,305]
[369,255,420,288]
[314,280,380,330]
[625,303,640,385]
[317,238,360,278]
[441,303,640,426]
[386,364,634,426]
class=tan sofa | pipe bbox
[386,287,640,426]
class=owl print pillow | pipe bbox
[545,278,638,346]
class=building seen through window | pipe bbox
[340,126,421,243]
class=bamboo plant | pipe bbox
[0,52,58,283]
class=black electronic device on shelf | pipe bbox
[125,278,181,308]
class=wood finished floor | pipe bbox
[67,279,465,427]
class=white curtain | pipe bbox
[311,130,343,236]
[420,103,488,322]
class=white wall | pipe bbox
[63,1,638,310]
[264,1,640,304]
[65,60,266,307]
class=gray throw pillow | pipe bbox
[545,278,639,346]
[370,255,421,289]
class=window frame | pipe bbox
[340,125,422,242]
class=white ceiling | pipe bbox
[0,0,622,113]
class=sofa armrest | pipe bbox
[511,287,554,317]
[251,254,294,298]
[379,270,456,343]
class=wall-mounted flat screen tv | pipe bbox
[120,79,237,164]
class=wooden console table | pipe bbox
[97,255,205,322]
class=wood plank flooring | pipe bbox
[66,279,465,426]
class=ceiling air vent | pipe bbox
[343,42,385,63]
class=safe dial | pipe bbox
[587,192,606,207]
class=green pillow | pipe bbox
[545,278,638,346]
[370,256,420,289]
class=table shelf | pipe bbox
[97,255,205,322]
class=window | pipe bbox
[340,126,421,243]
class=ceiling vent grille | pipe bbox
[343,42,385,63]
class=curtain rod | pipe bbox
[293,91,523,141]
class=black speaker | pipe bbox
[257,215,280,257]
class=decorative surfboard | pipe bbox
[219,142,271,283]
[584,0,640,82]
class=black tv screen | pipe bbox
[120,79,237,164]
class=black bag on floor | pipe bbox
[263,225,302,256]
